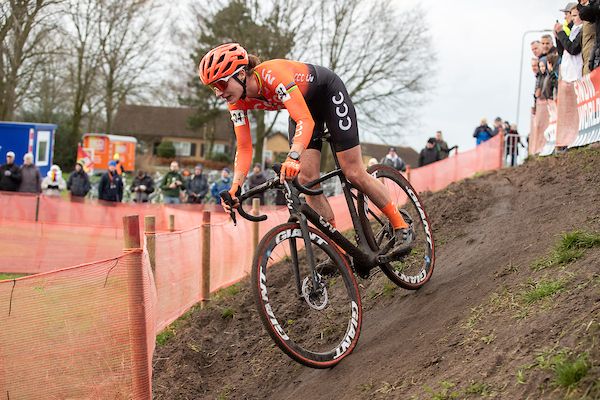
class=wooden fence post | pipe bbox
[201,210,211,309]
[168,214,175,232]
[252,198,260,251]
[122,214,150,396]
[35,194,40,222]
[144,215,156,278]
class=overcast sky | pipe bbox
[394,0,572,155]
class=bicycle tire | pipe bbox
[357,165,435,290]
[251,222,362,368]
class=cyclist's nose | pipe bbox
[214,87,223,96]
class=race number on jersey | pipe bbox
[230,110,246,127]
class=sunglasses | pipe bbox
[209,72,238,92]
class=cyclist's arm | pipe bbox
[228,106,253,189]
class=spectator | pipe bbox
[556,4,584,82]
[531,40,543,58]
[98,160,123,202]
[112,153,123,175]
[506,125,524,167]
[67,160,91,198]
[131,169,154,203]
[578,0,600,72]
[160,161,184,204]
[435,131,454,160]
[380,147,407,172]
[539,34,555,65]
[41,164,67,195]
[18,152,41,194]
[560,2,577,35]
[211,167,233,205]
[418,138,440,167]
[473,118,493,145]
[491,117,503,137]
[531,57,542,109]
[186,165,208,204]
[247,163,267,205]
[367,157,378,168]
[541,54,560,99]
[0,151,22,192]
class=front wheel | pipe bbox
[251,222,362,368]
[358,165,435,290]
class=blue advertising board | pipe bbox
[0,121,56,176]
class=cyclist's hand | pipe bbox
[280,157,300,183]
[221,183,241,213]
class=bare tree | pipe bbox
[302,0,434,142]
[96,0,162,132]
[62,0,103,142]
[0,0,63,121]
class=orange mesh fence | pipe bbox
[556,80,579,147]
[0,250,156,399]
[0,219,124,274]
[0,192,39,221]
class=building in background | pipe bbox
[0,121,56,176]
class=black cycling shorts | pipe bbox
[288,65,360,153]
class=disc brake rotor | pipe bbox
[301,276,328,310]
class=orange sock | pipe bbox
[381,201,409,230]
[327,218,336,228]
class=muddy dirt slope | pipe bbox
[153,146,600,400]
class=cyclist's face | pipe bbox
[213,71,244,104]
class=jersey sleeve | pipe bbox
[228,106,253,177]
[265,64,315,149]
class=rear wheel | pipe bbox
[358,165,435,290]
[251,222,362,368]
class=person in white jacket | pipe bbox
[555,5,584,82]
[41,164,67,195]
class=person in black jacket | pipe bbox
[98,161,123,202]
[185,165,208,204]
[67,160,91,197]
[247,163,267,205]
[578,0,600,71]
[0,151,22,191]
[418,138,440,167]
[131,169,154,202]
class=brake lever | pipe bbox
[219,190,237,226]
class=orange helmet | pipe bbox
[199,43,248,85]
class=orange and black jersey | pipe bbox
[229,59,359,176]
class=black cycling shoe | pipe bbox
[388,227,414,257]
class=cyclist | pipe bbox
[199,43,413,256]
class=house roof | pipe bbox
[112,104,234,140]
[360,142,419,169]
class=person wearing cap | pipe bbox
[0,151,22,192]
[41,165,67,195]
[247,163,267,205]
[185,164,208,204]
[473,118,493,145]
[555,4,584,82]
[160,161,184,204]
[418,138,440,167]
[211,167,232,205]
[112,153,123,175]
[18,152,41,194]
[67,160,91,198]
[130,169,154,202]
[491,117,504,137]
[380,147,407,172]
[577,0,596,75]
[98,160,123,202]
[561,2,578,35]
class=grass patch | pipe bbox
[520,279,566,304]
[156,304,202,345]
[0,273,29,281]
[531,230,600,271]
[212,283,243,301]
[221,307,236,319]
[382,282,396,298]
[553,354,590,389]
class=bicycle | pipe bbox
[220,137,435,369]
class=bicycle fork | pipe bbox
[289,213,327,307]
